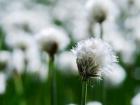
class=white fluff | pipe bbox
[5,34,34,49]
[25,45,42,74]
[1,5,51,35]
[131,93,140,105]
[72,38,117,79]
[10,49,25,74]
[86,0,119,22]
[35,26,70,52]
[103,64,126,88]
[56,51,78,75]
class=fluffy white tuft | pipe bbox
[103,64,126,88]
[72,38,117,80]
[35,26,70,53]
[131,92,140,105]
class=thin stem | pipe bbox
[99,22,107,105]
[49,55,57,105]
[99,22,106,105]
[100,23,103,39]
[88,20,95,37]
[81,81,88,105]
[13,74,27,105]
[102,80,106,105]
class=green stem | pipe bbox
[102,80,106,105]
[81,81,87,105]
[49,56,57,105]
[99,23,106,105]
[88,20,95,37]
[100,23,103,39]
[13,74,27,105]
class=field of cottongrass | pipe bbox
[0,0,140,105]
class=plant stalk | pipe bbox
[102,80,106,105]
[81,80,88,105]
[100,23,103,39]
[49,55,57,105]
[13,74,27,105]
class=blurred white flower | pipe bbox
[70,12,89,41]
[52,0,84,22]
[0,72,7,94]
[72,38,117,80]
[35,26,70,56]
[52,0,89,41]
[103,21,136,64]
[131,93,140,105]
[10,49,25,74]
[86,0,119,23]
[5,34,34,50]
[25,45,42,74]
[103,22,126,51]
[112,0,128,11]
[56,51,78,75]
[1,3,52,35]
[38,64,48,82]
[120,40,136,64]
[87,101,102,105]
[125,15,140,42]
[103,64,126,88]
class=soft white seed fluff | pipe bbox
[38,64,48,82]
[56,51,78,75]
[131,93,140,105]
[86,0,119,22]
[103,64,126,88]
[10,49,25,74]
[0,72,7,94]
[72,38,117,80]
[87,101,102,105]
[5,34,35,50]
[35,26,70,53]
[25,45,42,74]
[1,5,51,35]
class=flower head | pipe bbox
[86,0,119,23]
[103,64,126,88]
[9,49,25,74]
[35,26,70,56]
[72,38,117,80]
[56,51,78,75]
[131,93,140,105]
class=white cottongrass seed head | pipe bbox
[86,0,119,23]
[131,92,140,105]
[56,51,78,75]
[72,38,117,81]
[10,49,25,74]
[103,64,126,88]
[35,26,70,56]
